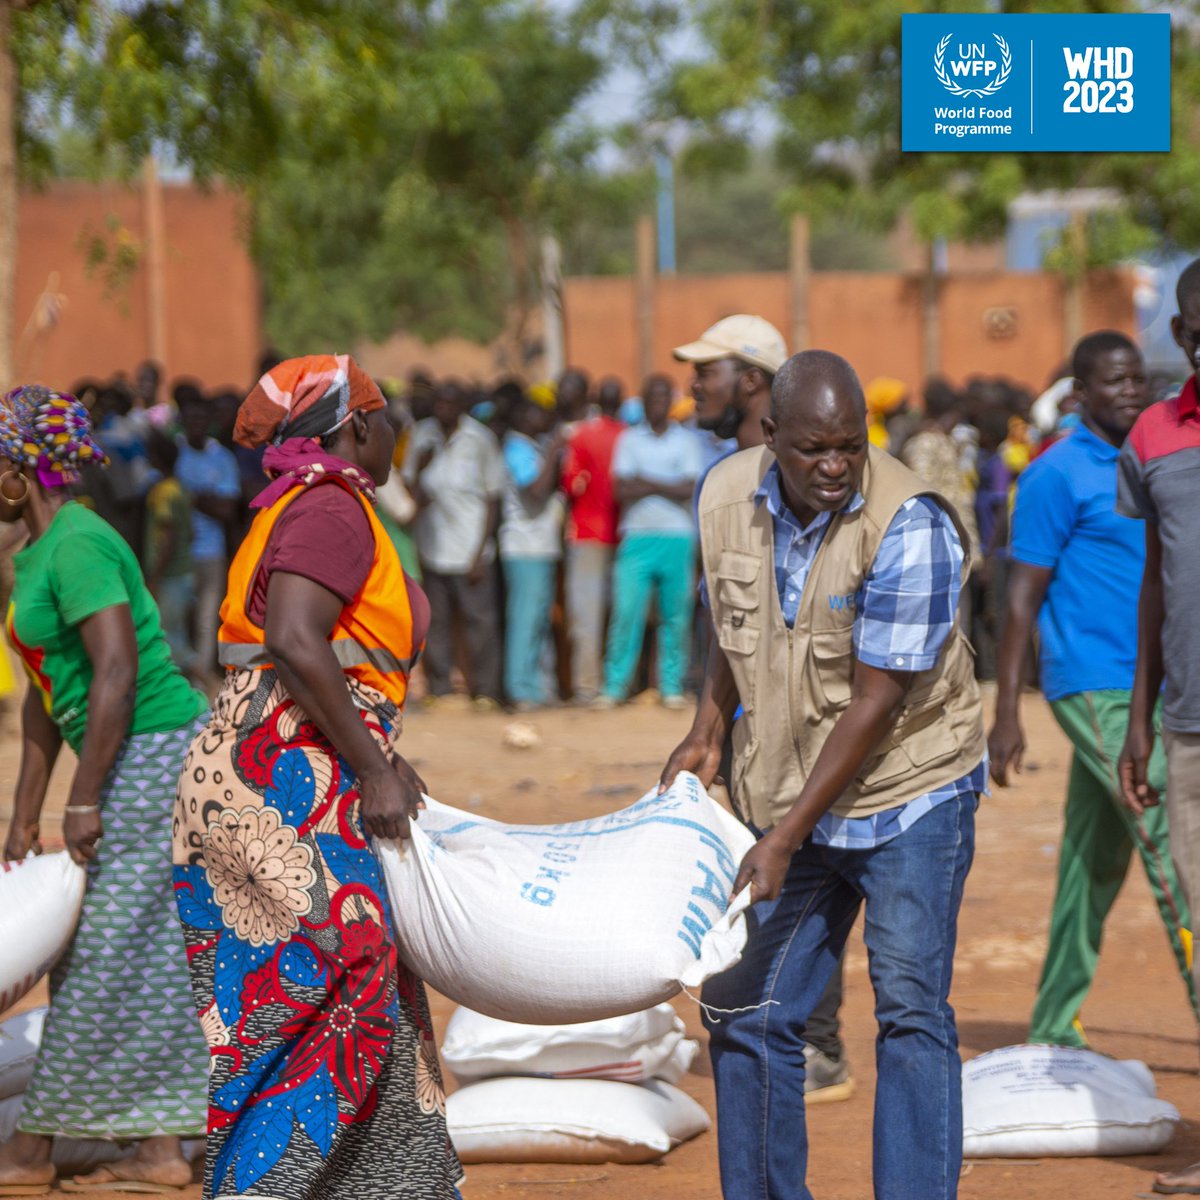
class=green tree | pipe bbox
[253,0,610,366]
[664,0,1200,260]
[9,0,657,381]
[6,0,387,384]
[8,1,642,381]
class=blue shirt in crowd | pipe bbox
[1010,424,1144,702]
[176,437,241,562]
[611,423,704,537]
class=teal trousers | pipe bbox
[602,532,695,700]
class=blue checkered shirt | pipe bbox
[754,462,985,847]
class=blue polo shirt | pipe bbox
[1010,424,1144,701]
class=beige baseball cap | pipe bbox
[672,314,788,375]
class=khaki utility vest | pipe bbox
[698,445,984,830]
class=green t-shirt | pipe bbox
[8,501,206,753]
[143,476,194,580]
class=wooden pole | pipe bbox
[788,213,811,353]
[921,240,941,382]
[635,214,655,383]
[540,232,564,380]
[142,155,168,370]
[1064,209,1086,357]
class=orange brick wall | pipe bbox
[13,181,261,393]
[564,268,1136,396]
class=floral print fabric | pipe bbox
[172,667,461,1200]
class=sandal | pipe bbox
[0,1164,55,1196]
[59,1165,188,1194]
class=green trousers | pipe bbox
[1029,690,1196,1046]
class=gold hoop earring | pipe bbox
[0,470,30,508]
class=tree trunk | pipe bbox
[1063,209,1087,359]
[501,210,530,376]
[0,1,17,389]
[921,239,942,382]
[788,213,810,354]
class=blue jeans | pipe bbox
[502,557,557,705]
[703,793,977,1200]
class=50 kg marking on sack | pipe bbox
[520,841,582,907]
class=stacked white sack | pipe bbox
[0,853,86,1016]
[963,1045,1180,1157]
[378,772,755,1024]
[443,1003,707,1163]
[446,1077,709,1165]
[443,1004,698,1085]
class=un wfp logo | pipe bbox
[935,33,1013,98]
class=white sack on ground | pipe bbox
[378,773,755,1023]
[0,853,86,1017]
[0,1007,46,1099]
[446,1077,710,1164]
[443,1003,698,1084]
[963,1044,1180,1158]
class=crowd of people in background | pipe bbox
[5,283,1200,1198]
[46,329,1189,716]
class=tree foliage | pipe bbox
[664,0,1200,262]
[12,0,647,355]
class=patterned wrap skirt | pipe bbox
[21,719,210,1140]
[171,668,461,1200]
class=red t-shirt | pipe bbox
[561,416,624,545]
[246,484,430,647]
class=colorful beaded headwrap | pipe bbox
[0,385,107,487]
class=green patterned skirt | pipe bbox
[19,720,209,1140]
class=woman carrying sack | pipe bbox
[171,356,461,1200]
[0,385,209,1195]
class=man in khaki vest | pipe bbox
[662,350,985,1199]
[675,314,854,1104]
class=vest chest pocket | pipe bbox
[713,551,761,709]
[715,550,762,647]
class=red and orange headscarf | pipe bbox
[235,354,385,449]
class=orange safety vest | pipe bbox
[218,477,416,707]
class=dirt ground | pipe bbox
[4,688,1198,1199]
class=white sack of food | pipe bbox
[378,773,755,1023]
[0,1007,46,1099]
[963,1044,1180,1158]
[0,853,86,1017]
[443,1003,698,1085]
[447,1077,710,1164]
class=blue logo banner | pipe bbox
[901,13,1170,152]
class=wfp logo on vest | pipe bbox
[934,34,1012,98]
[828,593,856,613]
